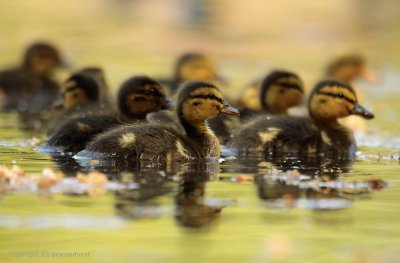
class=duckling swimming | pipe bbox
[0,42,65,130]
[208,70,304,143]
[75,81,239,162]
[235,70,304,112]
[325,53,376,84]
[59,73,101,111]
[160,53,227,94]
[47,76,170,153]
[326,53,376,133]
[0,42,63,112]
[47,73,104,133]
[227,79,374,160]
[77,67,112,106]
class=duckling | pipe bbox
[47,76,170,153]
[325,53,376,84]
[47,73,104,133]
[0,42,63,112]
[58,73,101,112]
[227,79,374,160]
[0,42,65,130]
[77,67,112,106]
[208,70,304,143]
[159,53,227,95]
[326,53,376,133]
[74,81,239,162]
[235,70,304,112]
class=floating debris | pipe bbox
[0,165,109,198]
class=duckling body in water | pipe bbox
[75,81,239,162]
[47,76,170,153]
[227,80,374,160]
[208,70,304,143]
[0,42,65,130]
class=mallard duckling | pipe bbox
[59,73,101,111]
[78,67,112,106]
[160,53,226,94]
[75,81,239,162]
[235,70,304,112]
[227,79,374,159]
[326,53,377,133]
[208,70,304,143]
[326,53,376,84]
[0,42,63,112]
[47,73,104,133]
[47,76,170,153]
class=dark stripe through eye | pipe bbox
[190,94,223,104]
[278,83,303,92]
[317,91,355,104]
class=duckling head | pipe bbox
[22,42,64,76]
[308,79,374,123]
[118,76,170,120]
[61,74,100,110]
[260,70,304,114]
[326,53,375,84]
[177,81,239,130]
[173,53,217,83]
[78,67,109,92]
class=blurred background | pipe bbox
[1,0,400,133]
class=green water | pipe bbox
[0,112,399,263]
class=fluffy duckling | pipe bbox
[47,73,103,133]
[47,76,170,153]
[160,53,226,94]
[75,81,239,162]
[326,53,376,84]
[326,53,376,133]
[235,70,304,112]
[0,42,63,112]
[208,70,304,143]
[227,80,374,159]
[59,73,101,112]
[78,67,112,106]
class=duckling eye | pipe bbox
[207,93,215,99]
[336,93,344,98]
[193,102,201,106]
[146,88,158,95]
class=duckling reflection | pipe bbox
[254,162,387,211]
[175,170,223,228]
[113,163,224,228]
[115,170,174,219]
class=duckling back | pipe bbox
[47,115,123,154]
